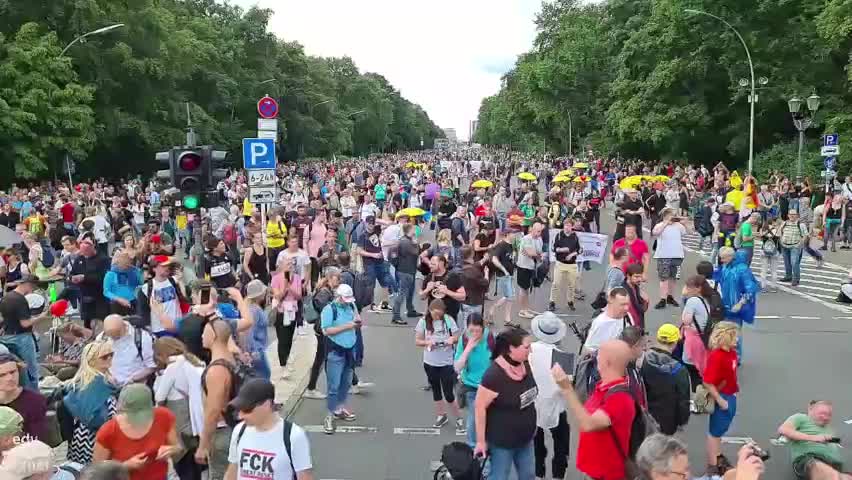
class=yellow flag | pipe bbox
[730,171,742,188]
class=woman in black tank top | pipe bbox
[242,233,269,284]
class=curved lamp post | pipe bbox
[60,24,125,56]
[788,93,821,182]
[685,9,756,173]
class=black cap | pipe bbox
[229,378,275,411]
[365,215,376,223]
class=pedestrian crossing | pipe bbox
[676,231,852,313]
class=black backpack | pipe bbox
[697,285,725,347]
[604,384,659,478]
[201,358,255,427]
[437,442,484,480]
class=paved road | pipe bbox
[288,206,852,480]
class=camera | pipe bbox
[750,443,770,461]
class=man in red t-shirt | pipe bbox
[59,196,77,235]
[553,340,637,480]
[611,224,650,279]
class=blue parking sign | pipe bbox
[242,138,276,169]
[824,134,839,147]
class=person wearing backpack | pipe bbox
[759,217,780,293]
[679,275,712,390]
[778,209,809,286]
[196,319,243,480]
[640,325,691,435]
[97,315,157,388]
[552,339,639,480]
[320,284,361,435]
[716,247,759,360]
[226,379,314,480]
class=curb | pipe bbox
[267,332,316,420]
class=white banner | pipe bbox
[577,232,608,264]
[469,160,482,174]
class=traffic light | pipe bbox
[156,145,228,210]
[171,148,205,210]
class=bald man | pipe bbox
[96,314,155,386]
[553,340,637,480]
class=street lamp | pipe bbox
[566,110,573,156]
[60,24,125,55]
[788,91,820,182]
[685,9,757,173]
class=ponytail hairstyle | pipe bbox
[491,327,528,361]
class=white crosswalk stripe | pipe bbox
[665,229,852,314]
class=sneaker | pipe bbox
[433,414,449,428]
[576,292,586,300]
[779,277,793,283]
[356,381,375,390]
[334,409,357,421]
[380,301,393,312]
[817,258,824,268]
[666,295,680,307]
[323,415,335,434]
[791,280,799,287]
[422,384,432,391]
[370,304,384,313]
[406,311,422,318]
[455,418,466,435]
[350,385,360,395]
[518,310,535,319]
[654,299,667,309]
[391,319,408,325]
[303,389,327,400]
[548,302,556,312]
[567,302,575,311]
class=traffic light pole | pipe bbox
[193,213,204,279]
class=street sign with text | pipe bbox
[242,138,276,169]
[247,169,276,187]
[821,145,839,157]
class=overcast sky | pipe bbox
[232,0,543,140]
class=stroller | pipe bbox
[434,442,486,480]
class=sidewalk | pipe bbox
[270,329,317,418]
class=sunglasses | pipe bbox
[100,352,114,360]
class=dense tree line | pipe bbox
[476,0,852,179]
[0,0,442,180]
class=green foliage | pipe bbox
[1,0,439,180]
[0,23,96,178]
[477,0,852,177]
[752,141,823,182]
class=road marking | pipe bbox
[832,317,852,320]
[754,315,781,319]
[721,436,754,444]
[790,316,821,320]
[844,419,852,424]
[394,427,441,435]
[302,425,378,433]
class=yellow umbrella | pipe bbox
[619,175,645,190]
[558,169,575,177]
[518,172,537,181]
[405,161,417,168]
[396,207,426,218]
[573,177,587,183]
[471,179,494,189]
[573,162,589,169]
[654,175,671,183]
[552,176,572,183]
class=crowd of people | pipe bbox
[0,148,846,480]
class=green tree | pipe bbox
[0,23,96,178]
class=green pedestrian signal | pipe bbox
[182,194,200,210]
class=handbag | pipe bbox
[693,384,716,414]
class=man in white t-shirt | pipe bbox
[227,378,314,480]
[360,192,379,219]
[583,287,631,353]
[137,256,183,335]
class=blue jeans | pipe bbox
[393,271,416,320]
[488,441,536,480]
[252,353,271,381]
[465,389,477,447]
[364,260,397,295]
[782,246,803,282]
[325,349,354,413]
[741,246,754,267]
[1,334,38,389]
